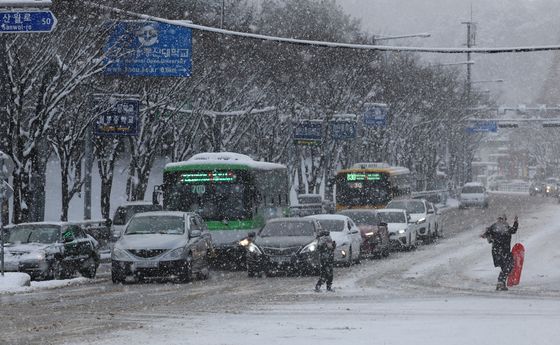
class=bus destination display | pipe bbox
[181,171,237,184]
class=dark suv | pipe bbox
[3,222,100,280]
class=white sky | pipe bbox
[337,0,560,105]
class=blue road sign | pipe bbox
[363,103,388,127]
[94,98,141,136]
[0,10,57,33]
[330,120,357,140]
[104,21,192,77]
[294,120,323,145]
[466,121,498,133]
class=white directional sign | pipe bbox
[0,10,57,33]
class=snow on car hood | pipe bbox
[329,232,348,246]
[3,243,61,262]
[116,234,188,250]
[408,213,424,223]
[386,223,408,234]
[255,236,315,248]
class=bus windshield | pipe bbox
[164,170,252,221]
[336,172,391,207]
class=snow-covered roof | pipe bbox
[305,214,349,221]
[267,217,316,223]
[117,201,155,207]
[165,152,286,171]
[377,208,407,214]
[13,221,68,227]
[131,211,192,218]
[338,208,378,214]
[464,182,484,187]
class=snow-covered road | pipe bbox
[1,194,559,345]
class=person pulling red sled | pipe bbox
[481,214,519,291]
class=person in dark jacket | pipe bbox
[481,214,518,291]
[315,229,336,292]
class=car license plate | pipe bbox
[271,256,291,264]
[135,260,158,268]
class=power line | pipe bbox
[83,2,560,55]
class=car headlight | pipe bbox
[112,248,132,261]
[247,243,262,255]
[365,231,375,237]
[239,238,250,247]
[397,229,406,234]
[300,240,318,254]
[416,217,426,224]
[161,247,185,261]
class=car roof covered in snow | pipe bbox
[463,182,484,187]
[267,217,316,224]
[338,208,378,214]
[305,214,349,221]
[13,221,68,227]
[130,211,194,218]
[377,208,407,214]
[117,201,156,207]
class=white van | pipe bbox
[459,182,489,208]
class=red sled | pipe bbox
[507,243,525,287]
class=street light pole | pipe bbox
[462,7,476,100]
[220,0,224,29]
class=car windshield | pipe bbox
[314,219,345,232]
[8,225,60,244]
[113,204,161,225]
[378,212,406,223]
[462,186,485,193]
[338,211,378,225]
[260,221,315,237]
[125,216,185,235]
[387,201,425,214]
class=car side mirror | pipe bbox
[248,231,256,239]
[190,230,202,239]
[378,222,388,227]
[105,218,113,228]
[427,210,434,214]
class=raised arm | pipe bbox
[509,217,518,235]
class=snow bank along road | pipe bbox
[1,194,560,345]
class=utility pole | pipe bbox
[462,6,476,101]
[220,0,225,29]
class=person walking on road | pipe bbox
[315,228,335,292]
[481,214,518,291]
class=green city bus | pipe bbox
[154,152,289,263]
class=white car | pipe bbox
[386,199,439,242]
[377,208,418,250]
[459,182,489,208]
[306,214,362,266]
[109,201,162,241]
